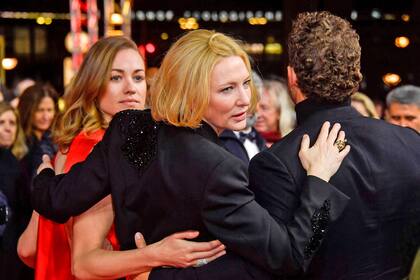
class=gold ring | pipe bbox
[334,139,347,152]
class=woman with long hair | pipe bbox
[18,84,58,181]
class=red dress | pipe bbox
[35,130,119,280]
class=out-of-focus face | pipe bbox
[0,110,17,148]
[351,100,369,117]
[33,96,55,134]
[98,48,147,124]
[204,56,251,135]
[386,102,420,132]
[255,91,279,133]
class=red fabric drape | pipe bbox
[35,130,119,280]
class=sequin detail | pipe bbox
[117,110,158,172]
[304,199,330,259]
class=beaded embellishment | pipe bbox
[117,110,159,172]
[304,199,330,259]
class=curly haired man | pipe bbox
[249,11,420,279]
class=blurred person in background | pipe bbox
[10,78,36,108]
[373,98,385,119]
[18,84,59,180]
[220,71,266,163]
[351,92,379,118]
[0,102,27,160]
[0,83,16,103]
[18,36,224,280]
[0,102,33,280]
[385,85,420,132]
[255,78,296,146]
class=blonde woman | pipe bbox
[32,30,349,279]
[0,102,27,159]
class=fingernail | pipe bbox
[135,232,142,240]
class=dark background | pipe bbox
[1,0,420,102]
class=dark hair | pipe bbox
[17,83,59,138]
[288,11,363,102]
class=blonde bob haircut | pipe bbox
[0,102,28,160]
[151,29,258,128]
[53,36,140,152]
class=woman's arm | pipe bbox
[17,211,39,268]
[72,196,226,280]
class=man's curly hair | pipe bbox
[288,11,363,102]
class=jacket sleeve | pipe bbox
[31,125,115,224]
[201,155,349,275]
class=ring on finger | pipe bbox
[334,139,347,152]
[194,258,208,267]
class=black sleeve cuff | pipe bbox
[304,175,350,221]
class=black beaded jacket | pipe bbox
[249,98,420,279]
[32,109,349,280]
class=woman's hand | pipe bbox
[36,154,54,175]
[299,121,350,182]
[147,230,226,268]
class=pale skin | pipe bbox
[35,56,350,279]
[18,48,226,279]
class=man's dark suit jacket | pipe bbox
[249,98,420,280]
[32,109,349,280]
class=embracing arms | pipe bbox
[71,195,226,279]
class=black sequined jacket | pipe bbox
[249,98,420,279]
[32,109,349,280]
